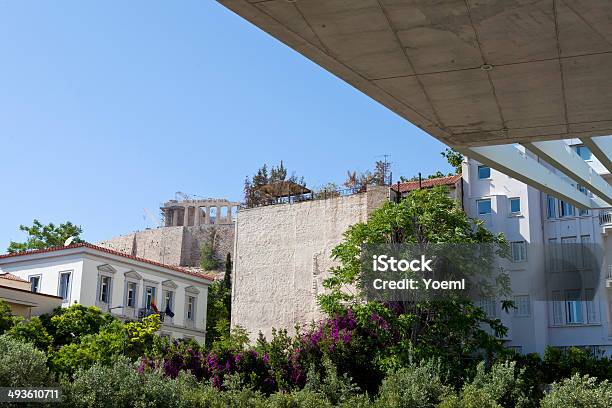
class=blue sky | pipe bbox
[0,1,452,250]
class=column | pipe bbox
[183,206,190,226]
[194,207,200,226]
[173,209,179,226]
[204,207,210,224]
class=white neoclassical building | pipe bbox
[463,139,612,355]
[0,243,213,343]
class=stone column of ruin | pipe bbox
[194,207,200,226]
[183,206,190,226]
[173,209,180,226]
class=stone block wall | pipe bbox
[98,225,235,270]
[232,186,389,340]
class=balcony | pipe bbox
[599,209,612,234]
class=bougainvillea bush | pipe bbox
[138,299,508,395]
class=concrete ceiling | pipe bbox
[218,0,612,148]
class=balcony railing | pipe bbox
[138,308,165,322]
[599,209,612,226]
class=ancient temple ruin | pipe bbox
[161,199,239,227]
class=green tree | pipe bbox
[0,300,14,335]
[224,253,232,291]
[318,187,510,381]
[244,161,306,207]
[319,187,508,312]
[441,148,464,174]
[540,374,612,408]
[200,243,218,270]
[205,281,232,347]
[0,334,51,387]
[50,314,160,375]
[41,304,116,347]
[8,219,84,253]
[7,316,53,351]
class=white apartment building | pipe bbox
[463,139,612,355]
[0,243,213,343]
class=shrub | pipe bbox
[0,300,14,334]
[439,361,530,408]
[542,346,612,383]
[0,334,51,387]
[303,358,360,405]
[7,316,53,351]
[62,356,142,407]
[42,304,116,347]
[51,314,161,375]
[540,374,612,408]
[374,359,451,408]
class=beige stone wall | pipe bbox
[98,225,235,270]
[232,186,389,340]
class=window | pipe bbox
[58,271,71,300]
[514,295,531,317]
[584,289,598,324]
[548,238,559,272]
[477,199,492,215]
[561,236,577,269]
[547,195,556,219]
[511,241,527,262]
[144,286,157,310]
[580,235,592,269]
[552,291,563,325]
[98,276,111,304]
[478,165,491,179]
[186,296,195,321]
[162,290,174,317]
[574,144,592,161]
[509,198,521,215]
[565,290,583,324]
[577,185,590,216]
[126,282,137,308]
[477,299,497,318]
[507,346,523,355]
[29,275,41,293]
[559,200,574,217]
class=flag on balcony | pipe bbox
[151,298,159,313]
[165,303,175,318]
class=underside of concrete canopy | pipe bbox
[218,0,612,208]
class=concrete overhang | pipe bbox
[218,0,612,208]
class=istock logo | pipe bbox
[372,255,433,272]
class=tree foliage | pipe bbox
[7,219,84,253]
[244,161,306,207]
[344,160,391,192]
[319,186,508,313]
[200,229,219,271]
[0,334,51,387]
[441,148,464,174]
[0,300,14,335]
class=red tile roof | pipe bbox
[395,174,461,193]
[0,273,28,282]
[0,243,215,282]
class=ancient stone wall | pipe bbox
[98,225,234,271]
[232,186,389,340]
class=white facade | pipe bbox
[464,139,612,355]
[0,244,212,343]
